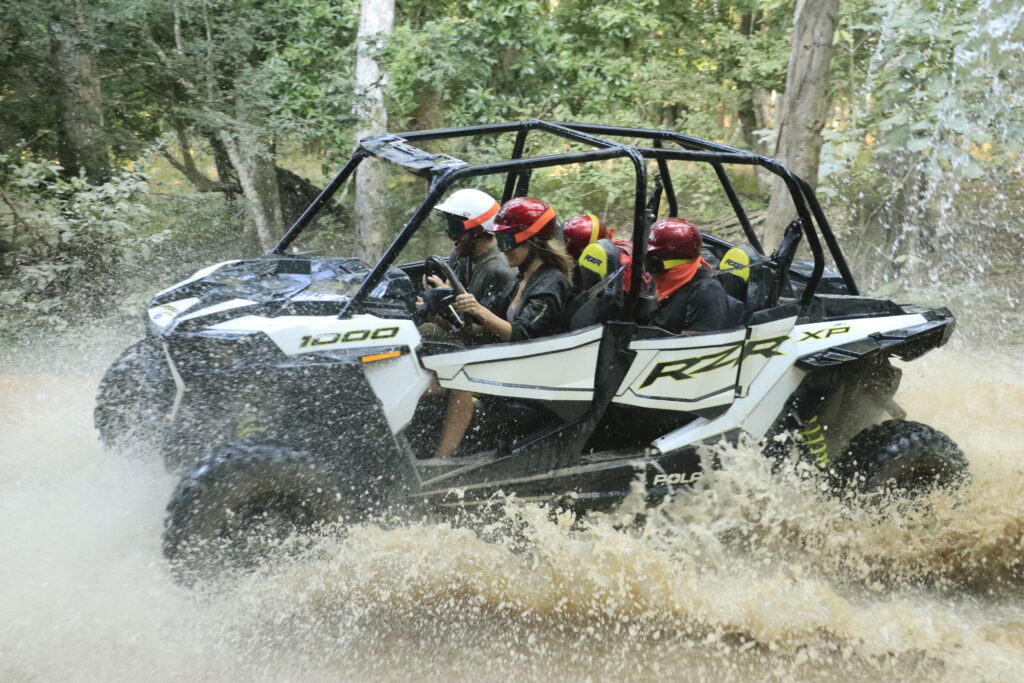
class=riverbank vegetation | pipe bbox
[1,0,1021,345]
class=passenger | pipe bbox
[452,197,572,342]
[427,188,516,302]
[562,213,648,293]
[644,218,733,334]
[563,213,613,259]
[434,197,572,458]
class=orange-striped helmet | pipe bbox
[434,189,500,238]
[488,197,557,251]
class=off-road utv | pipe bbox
[94,120,967,573]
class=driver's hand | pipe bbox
[423,274,450,289]
[453,292,487,319]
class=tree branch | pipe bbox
[0,183,26,230]
[162,121,238,193]
[145,28,201,98]
[173,2,184,55]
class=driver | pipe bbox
[644,218,733,334]
[427,189,516,303]
[433,197,572,458]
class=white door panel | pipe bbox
[421,326,603,400]
[614,329,747,411]
[736,316,797,397]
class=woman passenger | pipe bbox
[433,197,572,458]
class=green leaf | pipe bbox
[907,136,932,152]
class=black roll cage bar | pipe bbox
[272,119,858,319]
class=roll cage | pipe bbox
[271,119,859,319]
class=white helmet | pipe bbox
[434,188,500,235]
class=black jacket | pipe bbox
[487,263,571,341]
[649,266,735,334]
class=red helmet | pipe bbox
[647,218,702,259]
[646,218,702,274]
[562,214,610,258]
[488,197,557,251]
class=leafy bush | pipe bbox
[0,156,159,336]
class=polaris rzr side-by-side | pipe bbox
[94,120,967,576]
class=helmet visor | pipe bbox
[494,231,519,252]
[443,213,468,239]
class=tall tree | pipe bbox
[353,0,395,263]
[49,2,110,183]
[762,0,839,249]
[134,0,292,249]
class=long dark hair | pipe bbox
[527,236,573,279]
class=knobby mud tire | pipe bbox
[163,443,352,584]
[833,419,969,497]
[94,339,174,452]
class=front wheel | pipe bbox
[831,419,969,497]
[162,443,353,583]
[94,339,174,453]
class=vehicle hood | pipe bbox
[145,256,372,334]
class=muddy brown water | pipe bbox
[1,346,1023,681]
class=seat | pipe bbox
[567,239,626,330]
[718,221,802,325]
[717,245,757,302]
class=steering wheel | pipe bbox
[422,256,469,330]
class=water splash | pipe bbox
[1,343,1023,681]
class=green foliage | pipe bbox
[816,0,1024,285]
[264,0,362,152]
[0,156,155,332]
[0,0,1021,323]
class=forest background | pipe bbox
[1,0,1021,347]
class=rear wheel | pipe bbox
[831,419,969,497]
[163,443,353,583]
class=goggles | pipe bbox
[644,254,693,275]
[441,202,500,239]
[444,214,468,239]
[494,231,520,252]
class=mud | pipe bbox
[1,345,1022,682]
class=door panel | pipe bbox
[420,326,603,401]
[614,329,747,411]
[735,316,796,397]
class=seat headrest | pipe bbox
[719,246,752,282]
[576,238,622,291]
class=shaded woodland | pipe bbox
[1,0,1021,339]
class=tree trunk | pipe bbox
[204,131,236,191]
[218,131,283,251]
[736,11,765,160]
[762,0,839,250]
[49,3,109,184]
[163,122,224,192]
[353,0,396,264]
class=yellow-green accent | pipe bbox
[720,247,751,281]
[579,241,610,278]
[800,416,829,466]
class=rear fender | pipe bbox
[796,307,955,370]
